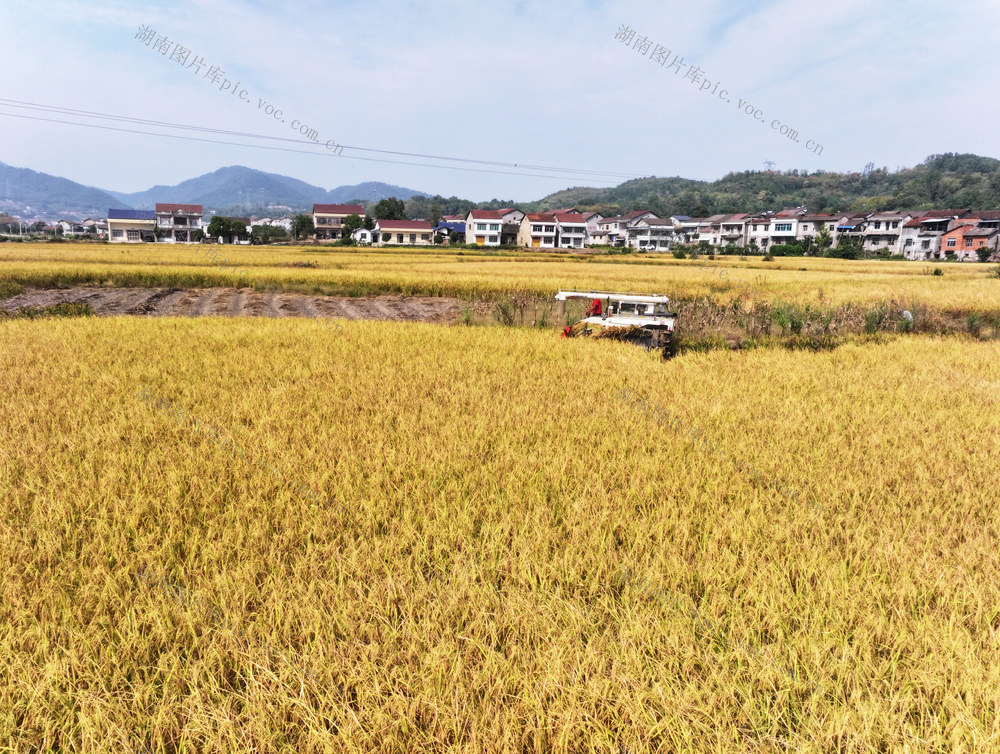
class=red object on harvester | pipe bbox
[562,326,571,338]
[585,298,603,317]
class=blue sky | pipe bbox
[2,0,999,202]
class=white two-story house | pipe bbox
[518,213,557,248]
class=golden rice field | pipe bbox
[3,312,1000,752]
[2,242,1000,310]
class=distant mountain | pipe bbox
[109,166,428,213]
[325,181,428,204]
[0,161,129,219]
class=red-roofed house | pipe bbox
[155,203,203,243]
[313,204,365,240]
[465,208,524,246]
[518,213,557,248]
[373,219,434,246]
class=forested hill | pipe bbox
[525,153,1000,217]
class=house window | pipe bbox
[964,238,973,247]
[801,224,809,231]
[127,229,139,241]
[420,234,428,240]
[921,241,930,249]
[489,236,498,243]
[905,239,913,246]
[774,223,792,232]
[544,225,555,232]
[409,234,416,243]
[946,239,956,247]
[476,223,486,231]
[873,222,881,230]
[397,234,404,243]
[532,225,542,232]
[489,224,499,231]
[112,229,123,238]
[544,237,553,244]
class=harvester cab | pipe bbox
[556,290,678,358]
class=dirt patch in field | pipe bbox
[0,287,466,323]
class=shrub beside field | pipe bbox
[1,317,998,751]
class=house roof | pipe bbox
[625,210,655,220]
[641,218,675,226]
[155,203,202,213]
[583,212,603,220]
[468,209,505,220]
[376,219,433,231]
[972,211,1000,220]
[442,214,465,222]
[672,215,691,221]
[798,215,836,222]
[108,209,155,220]
[553,212,586,224]
[433,221,465,232]
[962,227,997,237]
[313,204,365,214]
[525,213,556,222]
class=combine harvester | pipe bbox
[555,290,678,359]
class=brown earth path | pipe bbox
[0,287,466,323]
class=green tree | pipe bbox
[251,225,288,243]
[291,214,315,241]
[341,213,364,237]
[363,215,375,231]
[374,197,407,220]
[815,224,833,249]
[207,215,232,240]
[976,245,994,263]
[428,203,442,227]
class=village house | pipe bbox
[351,228,374,244]
[940,218,999,261]
[312,203,365,240]
[373,219,434,246]
[898,210,966,260]
[155,203,203,243]
[698,214,748,246]
[629,217,675,250]
[433,219,465,244]
[583,211,603,238]
[56,219,86,235]
[860,212,911,254]
[518,213,557,248]
[796,215,840,246]
[835,214,869,246]
[108,208,156,243]
[465,208,524,246]
[554,212,587,248]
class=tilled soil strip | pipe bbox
[0,287,463,324]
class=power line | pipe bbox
[0,109,614,183]
[0,98,644,183]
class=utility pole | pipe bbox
[763,160,776,171]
